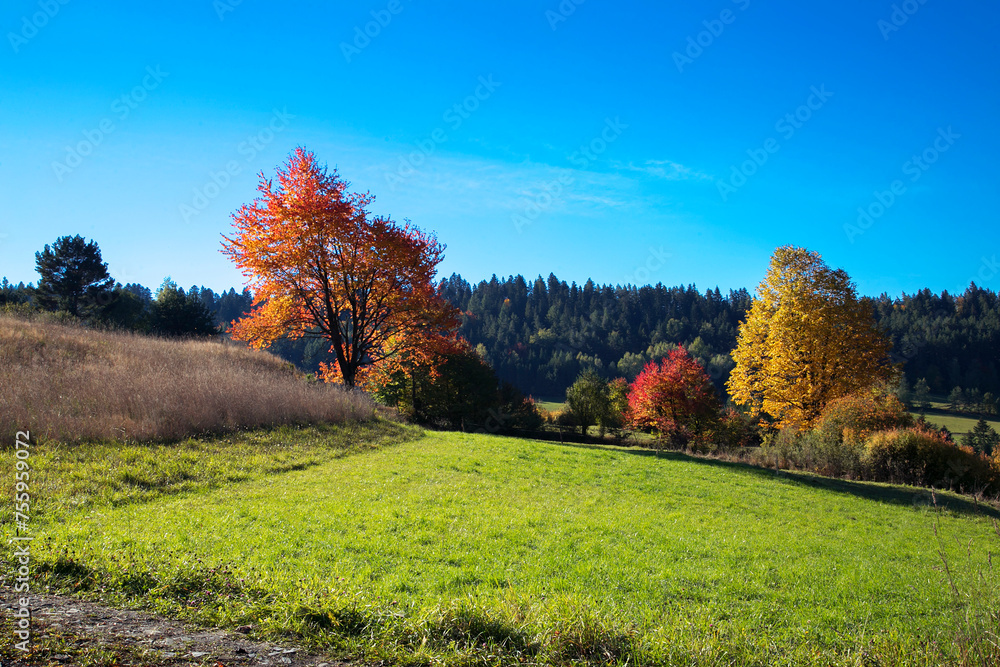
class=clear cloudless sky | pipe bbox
[1,0,997,297]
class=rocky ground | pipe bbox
[0,591,352,667]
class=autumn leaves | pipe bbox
[727,246,893,429]
[221,148,457,388]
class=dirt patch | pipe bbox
[0,590,353,667]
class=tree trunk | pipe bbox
[411,373,419,417]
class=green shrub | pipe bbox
[0,302,39,317]
[803,428,866,478]
[760,428,864,478]
[498,382,544,431]
[760,427,805,469]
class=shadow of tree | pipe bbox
[536,439,1000,520]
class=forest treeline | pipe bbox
[0,276,253,339]
[439,274,751,398]
[439,274,1000,403]
[4,271,999,403]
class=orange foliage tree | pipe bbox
[221,148,458,387]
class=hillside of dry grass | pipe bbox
[0,314,375,443]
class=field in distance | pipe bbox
[531,397,566,414]
[917,401,1000,439]
[12,425,1000,666]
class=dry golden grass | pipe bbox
[0,314,375,443]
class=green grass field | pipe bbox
[533,398,566,414]
[916,403,1000,439]
[4,423,1000,666]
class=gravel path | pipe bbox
[0,590,352,667]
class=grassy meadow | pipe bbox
[5,426,999,666]
[3,315,999,665]
[0,420,419,525]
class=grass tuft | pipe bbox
[431,602,535,654]
[36,553,97,592]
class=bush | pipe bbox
[807,429,865,478]
[497,382,544,431]
[760,427,805,469]
[756,386,1000,495]
[552,408,578,431]
[862,427,995,493]
[370,340,542,432]
[0,302,39,318]
[758,427,864,477]
[713,406,763,449]
[787,387,918,477]
[815,386,914,445]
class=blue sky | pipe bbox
[1,0,997,297]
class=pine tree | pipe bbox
[896,375,912,407]
[962,419,1000,456]
[34,235,114,317]
[948,386,964,411]
[913,378,932,412]
[983,392,998,416]
[150,278,217,337]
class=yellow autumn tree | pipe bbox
[727,246,893,429]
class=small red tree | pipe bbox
[628,347,720,448]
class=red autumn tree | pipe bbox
[221,147,458,387]
[627,347,720,448]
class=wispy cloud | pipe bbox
[356,147,644,216]
[615,159,712,182]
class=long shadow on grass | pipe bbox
[540,440,1000,519]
